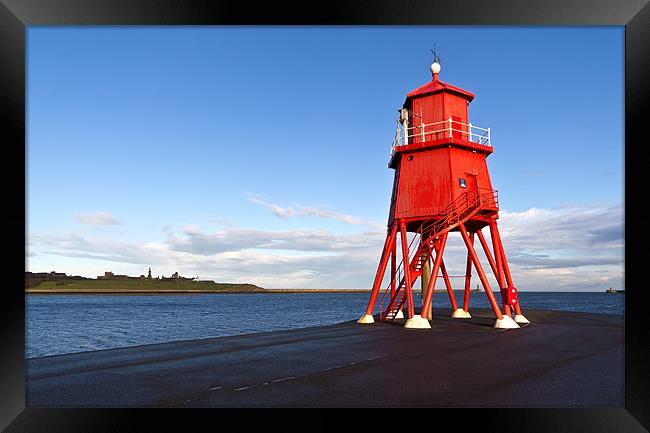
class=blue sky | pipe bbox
[27,26,624,291]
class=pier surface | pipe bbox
[26,308,623,407]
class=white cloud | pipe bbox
[165,226,384,255]
[498,204,623,262]
[491,203,623,291]
[30,203,623,291]
[246,194,383,228]
[73,211,121,226]
[28,228,386,288]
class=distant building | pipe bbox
[160,271,194,282]
[97,271,141,280]
[26,271,67,280]
[31,268,197,285]
[25,271,88,288]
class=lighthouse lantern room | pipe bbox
[358,55,529,329]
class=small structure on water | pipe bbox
[606,287,624,294]
[358,50,529,329]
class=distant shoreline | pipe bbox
[25,288,373,295]
[25,288,620,295]
[24,273,380,295]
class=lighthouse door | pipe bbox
[466,174,478,204]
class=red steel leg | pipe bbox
[458,222,503,320]
[420,232,449,319]
[477,229,511,316]
[476,229,499,279]
[390,238,402,316]
[400,222,415,319]
[390,242,396,298]
[492,222,523,316]
[489,221,506,288]
[440,259,459,311]
[364,223,398,316]
[463,231,475,312]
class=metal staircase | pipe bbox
[378,190,492,321]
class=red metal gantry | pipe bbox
[358,60,530,329]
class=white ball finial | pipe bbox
[430,62,441,75]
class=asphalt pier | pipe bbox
[26,308,623,407]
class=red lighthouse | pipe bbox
[358,58,529,329]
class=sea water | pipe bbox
[26,291,624,358]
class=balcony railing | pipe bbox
[390,117,491,159]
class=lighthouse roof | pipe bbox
[405,76,475,103]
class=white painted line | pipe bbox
[272,377,295,383]
[209,386,222,391]
[322,365,342,371]
[234,386,250,391]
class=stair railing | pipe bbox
[377,228,421,319]
[377,190,494,320]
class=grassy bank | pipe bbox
[26,279,265,294]
[25,279,374,294]
[262,289,371,293]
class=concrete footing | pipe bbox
[357,314,375,324]
[514,314,531,324]
[451,308,472,319]
[494,315,520,329]
[394,310,405,319]
[404,315,431,329]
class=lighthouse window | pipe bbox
[459,178,467,188]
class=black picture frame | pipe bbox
[2,0,648,431]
